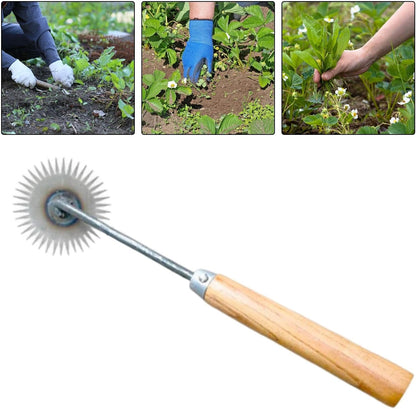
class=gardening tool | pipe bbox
[14,159,413,407]
[36,79,60,90]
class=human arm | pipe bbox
[12,2,74,87]
[189,2,215,19]
[314,2,415,84]
[182,2,216,83]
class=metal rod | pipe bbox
[54,199,194,280]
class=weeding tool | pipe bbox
[36,79,60,90]
[14,159,413,407]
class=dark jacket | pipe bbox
[2,2,59,68]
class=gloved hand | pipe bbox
[49,60,74,88]
[8,59,37,88]
[182,20,213,83]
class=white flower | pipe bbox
[324,17,334,23]
[350,5,360,20]
[66,18,74,24]
[298,25,307,35]
[343,104,350,111]
[398,96,410,105]
[348,40,353,48]
[404,90,412,99]
[351,109,358,119]
[167,80,177,89]
[282,73,288,82]
[225,32,230,40]
[298,108,304,112]
[182,78,187,84]
[390,116,400,124]
[335,87,347,97]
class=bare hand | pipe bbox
[313,48,374,86]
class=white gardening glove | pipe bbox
[8,59,37,88]
[49,60,74,88]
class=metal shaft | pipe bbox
[54,199,194,280]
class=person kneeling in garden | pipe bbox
[2,1,74,88]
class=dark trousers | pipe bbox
[2,22,42,61]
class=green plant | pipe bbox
[177,105,202,134]
[295,10,350,90]
[142,69,192,114]
[198,113,242,134]
[237,98,274,133]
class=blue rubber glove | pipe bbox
[182,20,213,83]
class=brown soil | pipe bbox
[78,33,135,63]
[141,4,275,135]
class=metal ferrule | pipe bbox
[190,269,216,299]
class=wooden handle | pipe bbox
[204,274,413,406]
[36,79,59,90]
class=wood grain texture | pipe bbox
[204,274,413,406]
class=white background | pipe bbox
[0,135,415,409]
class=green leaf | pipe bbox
[387,122,408,134]
[146,79,168,100]
[302,15,323,51]
[257,27,273,38]
[50,123,61,131]
[217,15,229,32]
[228,21,242,31]
[291,73,303,89]
[212,30,230,44]
[316,2,329,17]
[264,10,274,24]
[142,85,147,100]
[248,119,274,134]
[144,27,157,37]
[75,58,90,71]
[165,88,176,106]
[218,114,242,134]
[303,114,323,126]
[356,126,379,134]
[293,50,321,71]
[175,2,189,22]
[323,116,338,126]
[145,98,163,113]
[111,73,125,90]
[282,53,295,70]
[199,115,217,134]
[166,48,177,66]
[245,5,264,21]
[176,86,192,96]
[250,59,263,72]
[170,70,181,83]
[157,26,167,38]
[258,34,274,50]
[258,75,270,88]
[142,74,154,87]
[335,27,350,60]
[118,99,134,119]
[153,69,166,83]
[146,18,161,29]
[242,16,264,29]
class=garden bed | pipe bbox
[141,48,274,134]
[1,65,133,135]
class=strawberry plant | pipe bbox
[198,113,242,134]
[142,69,192,114]
[295,14,350,85]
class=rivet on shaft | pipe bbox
[199,272,209,283]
